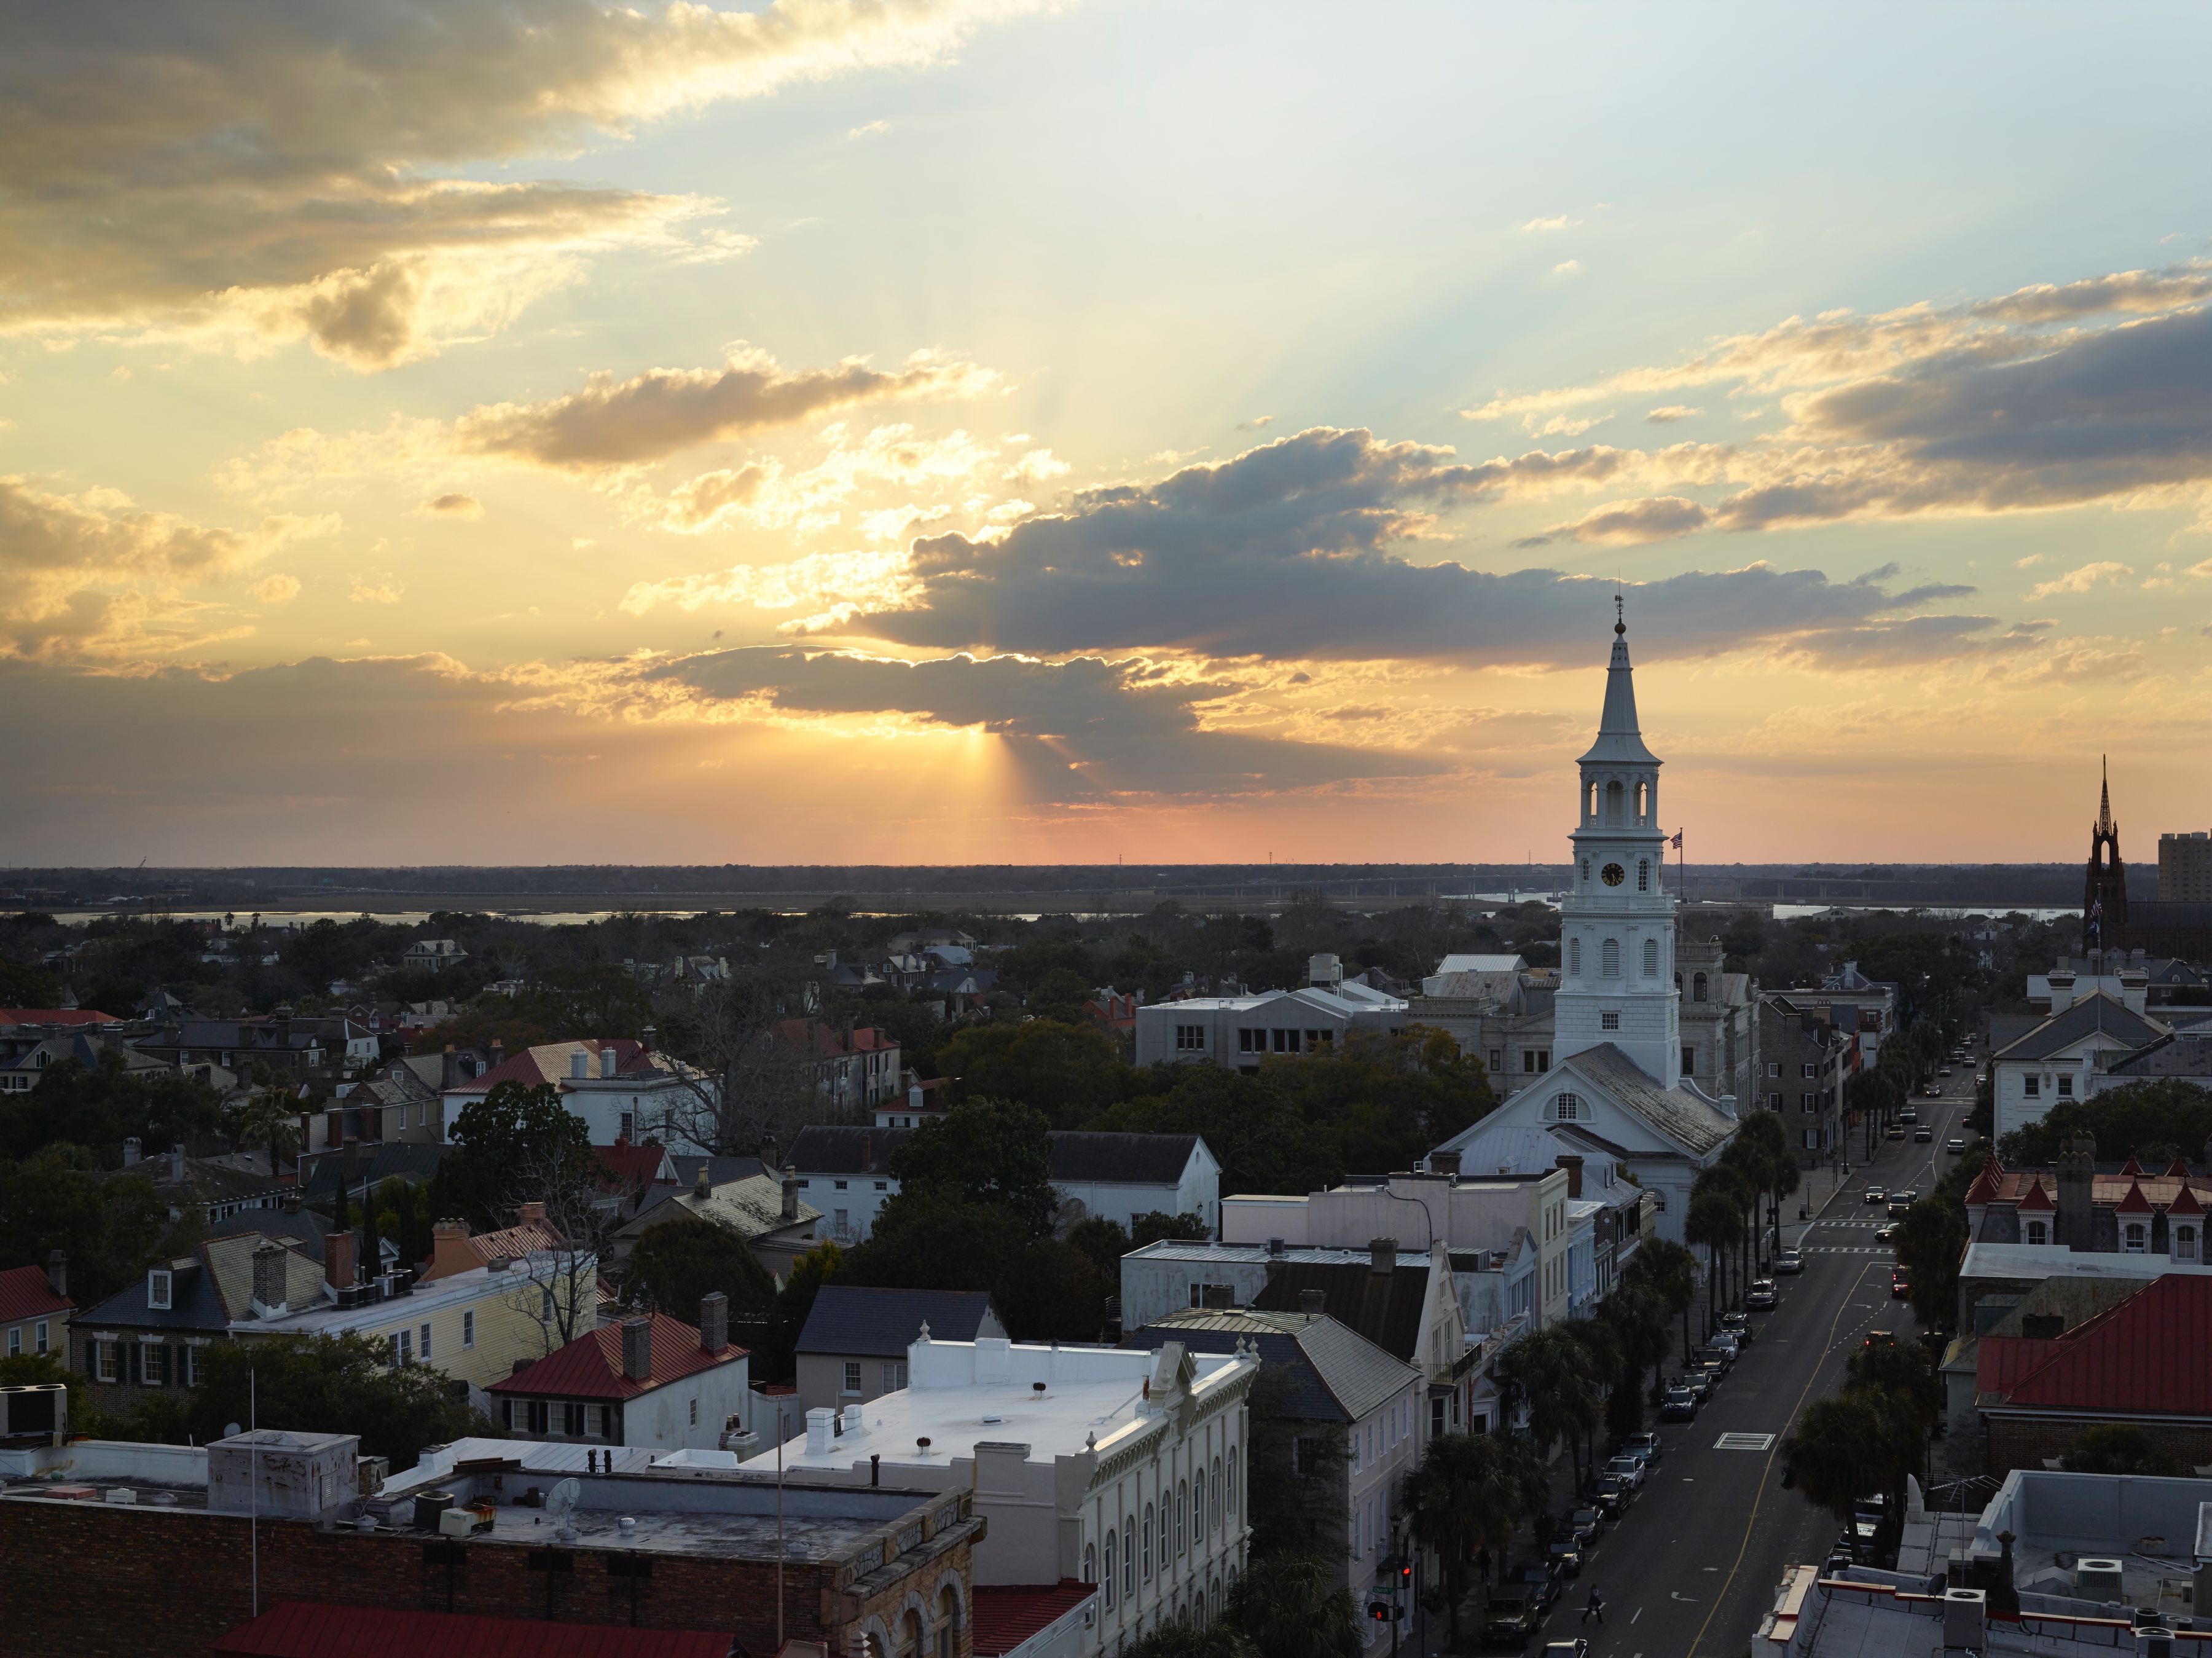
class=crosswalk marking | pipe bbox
[1714,1432,1776,1450]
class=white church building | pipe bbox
[1424,606,1741,1244]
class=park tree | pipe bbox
[888,1099,1057,1234]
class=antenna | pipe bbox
[546,1475,582,1542]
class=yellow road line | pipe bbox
[1686,1259,1878,1657]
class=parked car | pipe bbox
[1546,1537,1584,1578]
[1708,1330,1741,1360]
[1481,1585,1540,1648]
[1746,1279,1779,1310]
[1567,1507,1604,1544]
[1694,1343,1734,1373]
[1719,1310,1754,1342]
[1660,1386,1698,1421]
[1891,1267,1911,1299]
[1691,1359,1727,1394]
[1542,1643,1591,1658]
[1620,1432,1661,1467]
[1914,1126,1932,1142]
[1603,1455,1645,1490]
[1946,1137,1966,1153]
[1864,1185,1888,1204]
[1589,1477,1632,1520]
[1512,1560,1561,1613]
[1886,1124,1906,1141]
[1776,1248,1804,1275]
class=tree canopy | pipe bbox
[426,1080,595,1230]
[168,1333,487,1466]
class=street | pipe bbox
[1481,1063,1977,1658]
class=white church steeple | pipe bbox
[1555,598,1681,1088]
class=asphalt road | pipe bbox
[1502,1059,1982,1658]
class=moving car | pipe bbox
[1542,1643,1592,1658]
[1899,1107,1918,1124]
[1946,1136,1966,1153]
[1892,1187,1920,1206]
[1940,1067,1953,1076]
[1480,1584,1540,1648]
[1776,1248,1804,1275]
[1891,1266,1912,1299]
[1875,1222,1901,1244]
[1863,1185,1888,1204]
[1618,1432,1661,1467]
[1915,1126,1933,1142]
[1660,1386,1698,1421]
[1886,1123,1907,1141]
[1746,1279,1779,1310]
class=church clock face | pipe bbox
[1600,862,1626,887]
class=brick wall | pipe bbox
[0,1497,976,1658]
[1985,1414,2212,1478]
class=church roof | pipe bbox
[1990,991,2164,1062]
[1553,1043,1737,1156]
[1577,617,1661,767]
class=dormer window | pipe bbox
[147,1268,172,1310]
[2025,1220,2048,1246]
[2176,1225,2198,1261]
[2124,1222,2147,1254]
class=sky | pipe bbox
[7,0,2212,868]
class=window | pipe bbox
[34,1320,49,1356]
[6,1329,16,1357]
[1238,1027,1262,1053]
[527,1399,551,1435]
[180,1343,197,1387]
[1601,1010,1620,1031]
[2178,1226,2199,1261]
[1272,1028,1295,1053]
[1523,1048,1550,1074]
[844,1361,864,1394]
[1693,972,1709,1003]
[834,1179,848,1190]
[2025,1075,2040,1098]
[1767,1061,1782,1078]
[1553,1092,1581,1122]
[834,1208,849,1235]
[619,1110,634,1141]
[95,1340,117,1383]
[1175,1024,1207,1051]
[1177,1480,1188,1554]
[1637,859,1650,892]
[1568,938,1582,975]
[600,1404,616,1440]
[541,1287,555,1321]
[564,1401,586,1436]
[1601,938,1620,976]
[2025,1220,2048,1246]
[1580,857,1590,882]
[419,1321,433,1361]
[1229,1449,1237,1512]
[1801,1063,1818,1079]
[1089,1543,1101,1605]
[1770,1091,1785,1109]
[389,1328,413,1367]
[1104,1533,1116,1607]
[1801,1092,1818,1109]
[2125,1223,2147,1254]
[1305,1029,1331,1053]
[2057,1075,2074,1097]
[876,1180,888,1191]
[463,1310,476,1348]
[691,1397,699,1426]
[147,1268,171,1311]
[1488,1048,1503,1072]
[1682,1047,1696,1077]
[1144,1506,1154,1579]
[1124,1519,1136,1596]
[1604,780,1623,823]
[1642,937,1659,976]
[884,1361,906,1390]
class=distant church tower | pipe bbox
[1555,599,1681,1090]
[2083,756,2127,955]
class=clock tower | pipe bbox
[1554,600,1681,1089]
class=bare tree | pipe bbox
[498,1137,617,1357]
[650,972,822,1161]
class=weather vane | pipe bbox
[1614,591,1625,634]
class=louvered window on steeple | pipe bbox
[1569,938,1582,975]
[1642,938,1659,976]
[1637,858,1650,891]
[1601,938,1620,976]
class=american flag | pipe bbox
[1669,830,1684,849]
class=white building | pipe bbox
[488,1301,753,1453]
[1134,959,1410,1071]
[1990,984,2169,1141]
[743,1330,1257,1653]
[440,1039,714,1149]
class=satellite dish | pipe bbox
[547,1476,582,1542]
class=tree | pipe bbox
[1226,1552,1361,1658]
[2061,1424,2178,1477]
[1782,1392,1909,1524]
[1892,1197,1967,1329]
[1685,1190,1740,1330]
[1119,1625,1258,1658]
[0,1050,225,1165]
[179,1332,486,1467]
[623,1216,785,1356]
[772,1240,844,1380]
[1402,1432,1524,1643]
[651,972,817,1160]
[889,1099,1057,1235]
[1100,1066,1336,1200]
[1622,1236,1698,1368]
[1494,1326,1601,1487]
[497,1130,615,1357]
[427,1080,595,1232]
[1845,1335,1943,1437]
[226,1086,301,1185]
[1131,1210,1212,1247]
[0,1145,170,1306]
[935,1020,1132,1126]
[1998,1078,2212,1168]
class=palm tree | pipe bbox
[1121,1625,1260,1658]
[1404,1434,1524,1643]
[1622,1236,1698,1368]
[1496,1326,1602,1487]
[1228,1553,1361,1658]
[1560,1318,1621,1476]
[1685,1191,1739,1331]
[229,1085,301,1184]
[1783,1392,1915,1525]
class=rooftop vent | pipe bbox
[2077,1557,2125,1600]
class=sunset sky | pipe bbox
[7,1,2212,868]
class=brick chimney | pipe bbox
[699,1291,729,1354]
[782,1165,800,1222]
[1556,1153,1585,1199]
[45,1250,66,1301]
[254,1242,290,1313]
[518,1201,547,1227]
[1299,1288,1326,1316]
[428,1219,475,1281]
[441,1043,461,1091]
[621,1318,653,1383]
[694,1163,712,1200]
[1368,1236,1397,1276]
[324,1228,357,1293]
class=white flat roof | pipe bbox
[1962,1243,2212,1281]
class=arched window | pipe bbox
[1193,1473,1204,1546]
[2025,1220,2048,1246]
[1177,1480,1188,1554]
[1210,1460,1221,1538]
[1634,779,1648,823]
[896,1611,922,1658]
[1568,937,1582,975]
[2177,1225,2198,1261]
[1641,938,1658,977]
[1102,1535,1114,1606]
[938,1587,960,1658]
[2125,1223,2147,1254]
[1693,972,1709,1002]
[1637,858,1649,892]
[1554,1092,1580,1122]
[1124,1519,1135,1597]
[1601,938,1620,977]
[1143,1506,1154,1579]
[1605,780,1624,824]
[1228,1450,1239,1514]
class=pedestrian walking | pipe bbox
[1582,1587,1606,1625]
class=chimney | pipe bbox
[781,1165,800,1222]
[699,1291,729,1354]
[908,1078,924,1112]
[1299,1288,1326,1317]
[805,1407,835,1456]
[122,1137,142,1167]
[1368,1236,1397,1276]
[1556,1153,1585,1199]
[2058,1133,2096,1251]
[2047,968,2077,1014]
[441,1043,461,1091]
[600,1046,617,1080]
[253,1243,289,1313]
[571,1050,587,1080]
[488,1040,504,1071]
[694,1163,712,1200]
[621,1318,653,1383]
[2119,967,2149,1016]
[324,1229,357,1292]
[518,1201,547,1228]
[1430,1149,1461,1179]
[46,1250,66,1301]
[429,1219,473,1280]
[171,1142,187,1185]
[860,1132,873,1170]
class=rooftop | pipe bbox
[970,1584,1098,1658]
[0,1263,71,1323]
[211,1602,732,1658]
[490,1313,743,1401]
[796,1285,998,1359]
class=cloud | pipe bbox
[418,492,484,519]
[1520,216,1578,232]
[847,119,892,139]
[453,346,995,471]
[1645,406,1701,424]
[350,573,406,605]
[0,0,1044,367]
[1512,496,1712,548]
[1553,260,1582,277]
[2025,560,2130,600]
[1236,415,1275,431]
[252,574,302,605]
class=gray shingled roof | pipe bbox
[1155,1310,1422,1422]
[795,1285,998,1358]
[2099,1032,2212,1079]
[300,1142,447,1202]
[1992,992,2165,1063]
[1559,1043,1738,1155]
[1249,1260,1430,1363]
[786,1126,909,1176]
[1048,1131,1204,1185]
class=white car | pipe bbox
[1602,1455,1645,1490]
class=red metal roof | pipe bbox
[2016,1181,2054,1212]
[2121,1156,2146,1176]
[1975,1335,2067,1399]
[0,1263,72,1323]
[0,1008,117,1027]
[212,1601,731,1657]
[2172,1185,2205,1217]
[488,1313,745,1401]
[1999,1275,2212,1416]
[970,1584,1097,1658]
[2115,1180,2155,1215]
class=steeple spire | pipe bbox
[2098,754,2114,835]
[1579,596,1660,766]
